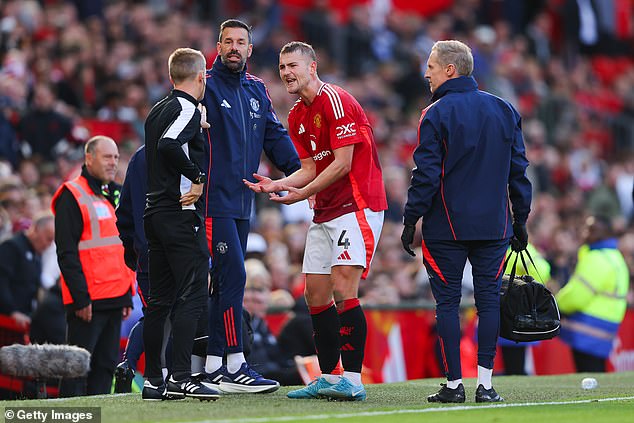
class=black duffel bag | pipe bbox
[499,250,561,342]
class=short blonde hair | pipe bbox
[168,48,206,84]
[431,40,473,77]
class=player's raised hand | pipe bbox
[243,173,282,193]
[269,185,307,205]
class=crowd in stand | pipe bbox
[1,0,633,339]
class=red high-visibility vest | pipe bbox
[52,175,135,305]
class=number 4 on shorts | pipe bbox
[338,230,350,249]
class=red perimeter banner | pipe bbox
[360,307,634,383]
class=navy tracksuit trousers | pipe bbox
[422,238,508,381]
[206,217,250,356]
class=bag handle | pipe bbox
[503,249,520,284]
[504,247,545,285]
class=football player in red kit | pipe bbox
[244,41,387,401]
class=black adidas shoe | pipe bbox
[141,380,167,401]
[427,383,465,403]
[166,375,220,401]
[475,384,503,403]
[114,360,134,393]
[191,371,226,391]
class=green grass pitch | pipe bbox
[3,372,634,423]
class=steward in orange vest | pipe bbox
[52,135,134,397]
[52,173,135,306]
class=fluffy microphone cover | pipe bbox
[0,344,91,379]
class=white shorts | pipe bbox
[302,209,384,279]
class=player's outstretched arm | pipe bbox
[243,157,315,193]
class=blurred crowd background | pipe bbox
[1,0,634,317]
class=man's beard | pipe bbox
[221,53,246,72]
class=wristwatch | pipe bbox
[193,172,207,184]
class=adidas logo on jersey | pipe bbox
[221,99,231,108]
[298,123,305,134]
[337,251,352,261]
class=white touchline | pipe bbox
[194,396,634,423]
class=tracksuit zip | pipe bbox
[236,86,247,217]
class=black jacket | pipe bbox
[144,89,205,218]
[54,166,132,312]
[0,232,41,315]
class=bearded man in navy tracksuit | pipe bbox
[401,40,532,403]
[199,19,300,394]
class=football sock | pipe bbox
[205,355,223,374]
[447,378,463,389]
[343,371,362,386]
[322,373,341,384]
[191,355,205,373]
[337,298,366,373]
[477,365,493,389]
[227,352,246,374]
[310,300,341,374]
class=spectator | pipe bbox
[0,182,27,233]
[18,84,72,162]
[0,212,55,328]
[29,281,66,344]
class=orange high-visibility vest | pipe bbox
[52,175,135,305]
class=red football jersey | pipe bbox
[288,83,387,223]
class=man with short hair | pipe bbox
[0,213,55,328]
[52,135,135,396]
[199,19,300,394]
[401,40,532,403]
[143,47,218,401]
[245,41,387,401]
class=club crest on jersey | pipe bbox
[216,242,228,254]
[313,113,322,128]
[250,98,260,112]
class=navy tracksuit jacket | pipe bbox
[201,57,300,356]
[116,145,148,303]
[404,76,532,380]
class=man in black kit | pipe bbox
[142,47,218,401]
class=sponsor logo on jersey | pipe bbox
[336,123,356,138]
[221,99,231,108]
[298,123,305,134]
[313,150,332,161]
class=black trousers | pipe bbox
[501,346,527,375]
[573,349,606,372]
[144,210,208,381]
[60,308,122,397]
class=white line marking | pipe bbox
[188,396,634,423]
